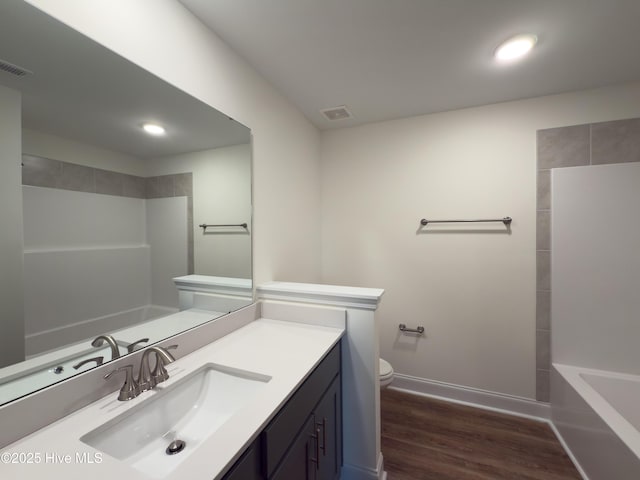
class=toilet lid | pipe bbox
[379,358,393,377]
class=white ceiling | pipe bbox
[180,0,640,129]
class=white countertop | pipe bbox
[0,318,344,480]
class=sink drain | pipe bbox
[166,439,186,455]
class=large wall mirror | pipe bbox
[0,1,252,406]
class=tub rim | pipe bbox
[554,362,640,460]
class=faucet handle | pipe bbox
[151,346,177,384]
[104,365,140,401]
[126,338,150,353]
[73,356,104,370]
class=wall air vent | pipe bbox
[0,59,33,78]
[321,105,353,121]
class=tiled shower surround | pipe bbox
[21,155,194,273]
[536,117,640,401]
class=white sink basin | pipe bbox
[80,363,271,478]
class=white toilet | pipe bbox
[379,358,394,389]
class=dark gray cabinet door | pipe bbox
[271,416,317,480]
[315,376,342,480]
[262,343,341,478]
[222,440,263,480]
[224,342,342,480]
[269,376,342,480]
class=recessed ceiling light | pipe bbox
[142,123,166,136]
[494,34,537,62]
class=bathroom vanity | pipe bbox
[0,315,344,480]
[0,283,386,480]
[224,342,341,480]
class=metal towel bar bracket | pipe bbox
[399,324,425,335]
[420,217,512,226]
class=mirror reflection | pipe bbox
[0,2,252,405]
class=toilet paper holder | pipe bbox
[398,323,425,335]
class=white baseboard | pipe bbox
[378,453,386,480]
[390,373,551,422]
[342,452,386,480]
[548,421,590,480]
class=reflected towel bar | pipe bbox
[399,324,425,335]
[420,217,512,226]
[199,223,248,230]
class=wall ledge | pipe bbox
[257,281,384,310]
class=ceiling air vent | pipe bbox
[321,105,353,121]
[0,59,33,78]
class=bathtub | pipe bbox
[25,304,175,356]
[552,364,640,479]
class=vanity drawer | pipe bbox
[261,342,341,477]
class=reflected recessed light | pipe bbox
[142,123,166,136]
[494,34,537,62]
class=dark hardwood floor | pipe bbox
[381,389,582,480]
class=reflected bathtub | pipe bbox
[552,364,640,480]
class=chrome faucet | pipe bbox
[91,335,121,360]
[137,345,177,392]
[104,365,140,401]
[72,356,104,370]
[104,345,178,401]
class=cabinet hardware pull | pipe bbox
[316,418,327,454]
[315,428,321,470]
[309,428,321,470]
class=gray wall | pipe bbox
[0,84,25,367]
